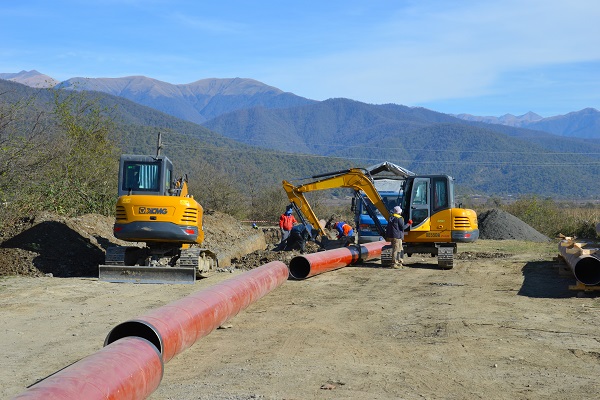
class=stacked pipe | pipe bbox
[559,239,600,285]
[13,261,289,399]
[289,241,387,279]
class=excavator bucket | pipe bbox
[98,265,196,284]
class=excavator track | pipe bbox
[103,246,127,265]
[437,245,455,270]
[178,247,218,279]
[380,245,393,266]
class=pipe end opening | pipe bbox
[289,256,311,280]
[104,320,162,355]
[574,257,600,286]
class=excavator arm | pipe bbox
[282,168,390,237]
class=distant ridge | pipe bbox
[2,70,599,139]
[455,111,544,127]
[455,108,600,139]
[56,76,316,124]
[0,70,58,88]
[1,75,600,197]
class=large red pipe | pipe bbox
[104,261,289,363]
[13,337,163,400]
[289,241,387,279]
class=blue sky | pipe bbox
[1,0,599,117]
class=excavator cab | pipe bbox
[402,175,454,226]
[402,176,447,227]
[119,155,173,196]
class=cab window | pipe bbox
[432,178,448,211]
[123,161,161,192]
[412,181,428,205]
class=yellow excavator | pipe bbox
[282,165,479,269]
[99,135,217,284]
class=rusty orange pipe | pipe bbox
[289,241,387,279]
[13,337,163,400]
[104,261,289,363]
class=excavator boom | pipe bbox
[283,168,389,237]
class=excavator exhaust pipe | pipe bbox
[289,241,387,279]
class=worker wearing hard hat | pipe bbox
[385,206,412,269]
[278,206,297,246]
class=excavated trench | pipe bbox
[0,207,553,278]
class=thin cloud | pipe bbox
[169,13,247,35]
[259,0,600,107]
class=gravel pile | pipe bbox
[478,209,550,242]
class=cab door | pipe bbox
[408,177,430,229]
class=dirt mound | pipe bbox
[0,210,266,278]
[477,208,550,242]
[202,211,267,267]
[230,233,321,270]
[0,212,120,278]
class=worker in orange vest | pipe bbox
[334,221,354,239]
[278,206,297,247]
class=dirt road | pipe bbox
[2,240,600,399]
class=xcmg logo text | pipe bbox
[139,207,168,215]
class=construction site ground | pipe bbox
[2,211,600,399]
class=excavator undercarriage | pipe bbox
[99,245,217,284]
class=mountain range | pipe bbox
[5,70,599,139]
[2,70,599,198]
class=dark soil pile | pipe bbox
[0,211,261,278]
[230,232,320,270]
[0,213,118,278]
[477,209,550,242]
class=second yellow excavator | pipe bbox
[282,164,479,269]
[98,135,217,284]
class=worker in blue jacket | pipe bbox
[334,221,354,239]
[385,206,412,269]
[283,223,316,253]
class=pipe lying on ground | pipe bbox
[13,337,163,400]
[559,240,600,285]
[105,261,289,363]
[289,241,387,280]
